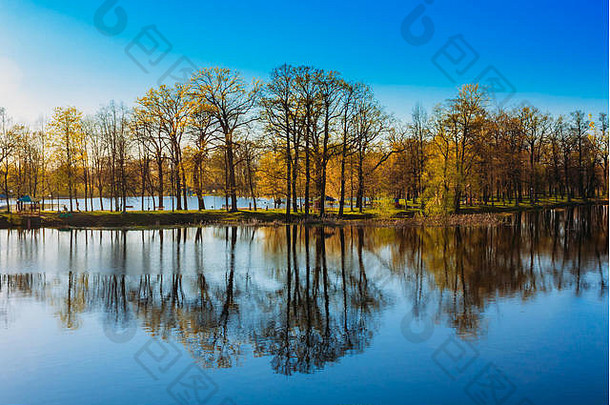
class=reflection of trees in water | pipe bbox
[0,273,46,328]
[252,226,379,375]
[1,225,383,374]
[0,206,606,368]
[364,205,608,337]
[176,226,381,374]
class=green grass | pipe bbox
[456,196,605,214]
[0,197,606,229]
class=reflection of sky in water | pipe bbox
[0,207,608,405]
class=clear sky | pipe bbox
[0,0,608,124]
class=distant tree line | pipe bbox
[0,65,607,217]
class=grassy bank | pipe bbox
[0,198,606,229]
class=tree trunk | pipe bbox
[181,162,188,210]
[175,161,182,211]
[226,139,238,212]
[304,129,310,217]
[157,157,164,210]
[292,148,299,212]
[339,134,347,216]
[68,165,74,212]
[3,169,9,213]
[453,188,461,213]
[83,167,89,211]
[356,152,364,213]
[285,130,291,221]
[121,158,127,213]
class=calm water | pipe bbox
[0,207,607,405]
[8,195,287,211]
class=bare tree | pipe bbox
[312,70,343,216]
[190,67,261,212]
[98,101,131,212]
[187,106,214,210]
[261,64,299,220]
[352,85,389,212]
[0,108,15,211]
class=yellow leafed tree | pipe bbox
[49,106,84,212]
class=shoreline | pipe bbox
[0,200,606,230]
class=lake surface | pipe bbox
[7,195,290,212]
[0,206,608,405]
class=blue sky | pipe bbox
[0,0,607,123]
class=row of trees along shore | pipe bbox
[0,65,608,218]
